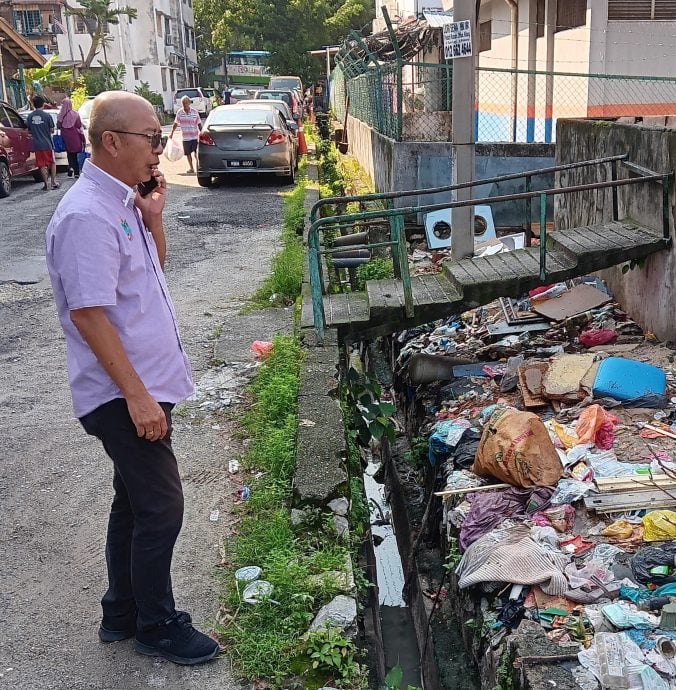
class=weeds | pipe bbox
[217,335,357,685]
[356,257,395,290]
[249,160,307,308]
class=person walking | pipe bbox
[169,95,201,174]
[57,97,86,179]
[44,91,219,666]
[221,86,231,105]
[27,95,59,190]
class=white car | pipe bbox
[19,108,69,170]
[173,88,212,116]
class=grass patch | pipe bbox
[217,335,361,686]
[248,159,307,309]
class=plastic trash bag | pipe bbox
[251,340,274,360]
[575,404,618,450]
[632,543,676,585]
[642,510,676,542]
[163,137,183,162]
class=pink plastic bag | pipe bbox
[579,329,617,348]
[251,340,274,360]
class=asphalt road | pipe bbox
[0,137,289,689]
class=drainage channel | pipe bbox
[363,454,422,687]
[361,343,480,690]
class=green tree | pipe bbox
[65,0,137,68]
[194,0,373,84]
[25,55,74,95]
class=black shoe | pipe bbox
[135,611,218,665]
[67,170,73,178]
[99,609,192,643]
[99,611,137,643]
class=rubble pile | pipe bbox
[393,278,676,690]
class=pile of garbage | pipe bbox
[394,278,676,689]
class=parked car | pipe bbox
[0,101,39,197]
[269,76,303,94]
[77,96,95,130]
[235,99,299,158]
[228,88,252,104]
[196,105,297,187]
[254,89,302,121]
[173,87,213,115]
[19,109,69,171]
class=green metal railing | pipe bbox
[308,156,672,344]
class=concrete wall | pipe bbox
[555,119,676,342]
[346,113,555,225]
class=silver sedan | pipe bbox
[197,106,297,187]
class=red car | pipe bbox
[0,100,39,198]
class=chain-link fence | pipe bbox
[334,61,676,144]
[476,67,676,143]
[331,60,453,142]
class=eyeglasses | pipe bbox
[108,130,167,149]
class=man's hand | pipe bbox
[127,391,168,440]
[135,168,167,219]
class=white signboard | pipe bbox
[443,20,473,60]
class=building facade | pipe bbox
[1,0,199,110]
[474,1,676,141]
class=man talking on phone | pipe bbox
[45,91,219,666]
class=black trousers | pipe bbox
[66,152,80,176]
[80,398,183,630]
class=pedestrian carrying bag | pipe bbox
[52,134,66,153]
[163,137,183,162]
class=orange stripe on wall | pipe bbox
[527,104,536,118]
[587,103,676,117]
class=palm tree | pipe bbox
[65,0,137,69]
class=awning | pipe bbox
[0,18,46,67]
[423,9,454,27]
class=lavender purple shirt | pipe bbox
[45,160,193,417]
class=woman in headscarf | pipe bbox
[56,97,86,178]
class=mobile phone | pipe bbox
[138,176,159,197]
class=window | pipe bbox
[479,20,491,52]
[17,10,42,34]
[184,24,189,45]
[536,0,545,38]
[191,30,195,48]
[555,0,587,33]
[164,16,170,37]
[608,0,676,19]
[155,10,162,35]
[133,66,141,80]
[161,68,167,91]
[74,15,87,33]
[4,106,23,128]
[170,70,175,91]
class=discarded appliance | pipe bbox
[424,205,496,250]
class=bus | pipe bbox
[226,51,271,86]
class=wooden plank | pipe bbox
[533,284,611,321]
[435,483,511,498]
[595,476,676,493]
[584,489,676,512]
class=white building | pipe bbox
[475,0,676,141]
[370,1,676,141]
[56,0,199,110]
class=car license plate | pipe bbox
[227,160,256,168]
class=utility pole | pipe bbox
[450,0,476,260]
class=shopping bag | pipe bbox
[52,134,66,153]
[77,151,91,168]
[163,137,183,162]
